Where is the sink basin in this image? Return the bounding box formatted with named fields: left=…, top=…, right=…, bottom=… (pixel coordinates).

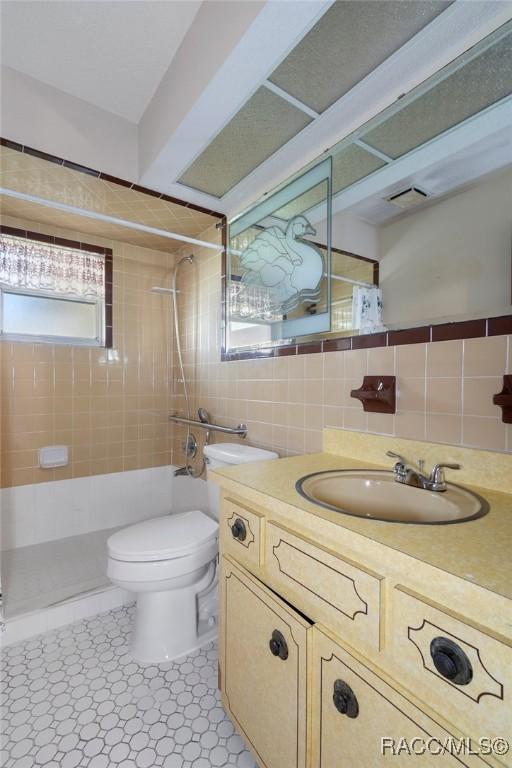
left=296, top=470, right=488, bottom=524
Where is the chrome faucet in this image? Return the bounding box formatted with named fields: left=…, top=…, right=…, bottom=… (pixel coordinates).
left=386, top=451, right=461, bottom=492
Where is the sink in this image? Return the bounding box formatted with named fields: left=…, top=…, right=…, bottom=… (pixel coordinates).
left=296, top=470, right=488, bottom=524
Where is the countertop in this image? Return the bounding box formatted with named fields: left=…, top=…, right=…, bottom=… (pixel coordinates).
left=212, top=452, right=512, bottom=602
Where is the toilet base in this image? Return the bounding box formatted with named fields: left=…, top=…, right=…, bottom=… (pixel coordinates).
left=129, top=561, right=217, bottom=663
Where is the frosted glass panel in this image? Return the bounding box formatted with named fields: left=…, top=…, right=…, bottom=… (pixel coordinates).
left=268, top=0, right=451, bottom=113
left=3, top=292, right=98, bottom=340
left=362, top=32, right=512, bottom=159
left=178, top=87, right=313, bottom=197
left=227, top=158, right=332, bottom=350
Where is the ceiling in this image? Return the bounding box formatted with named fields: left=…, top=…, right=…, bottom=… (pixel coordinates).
left=1, top=0, right=511, bottom=220
left=0, top=146, right=217, bottom=237
left=0, top=1, right=201, bottom=122
left=178, top=0, right=451, bottom=198
left=0, top=194, right=184, bottom=253
left=0, top=145, right=220, bottom=251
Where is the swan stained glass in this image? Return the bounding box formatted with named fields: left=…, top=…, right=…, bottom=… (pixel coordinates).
left=238, top=215, right=324, bottom=314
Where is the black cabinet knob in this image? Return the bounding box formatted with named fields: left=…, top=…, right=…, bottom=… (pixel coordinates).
left=430, top=637, right=473, bottom=686
left=333, top=680, right=359, bottom=718
left=269, top=630, right=288, bottom=661
left=231, top=518, right=247, bottom=542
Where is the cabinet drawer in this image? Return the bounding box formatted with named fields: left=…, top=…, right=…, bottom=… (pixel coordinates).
left=220, top=497, right=263, bottom=571
left=392, top=586, right=512, bottom=762
left=265, top=522, right=383, bottom=652
left=312, top=626, right=489, bottom=768
left=220, top=555, right=309, bottom=768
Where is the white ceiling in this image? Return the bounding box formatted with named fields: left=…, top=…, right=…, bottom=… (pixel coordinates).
left=0, top=0, right=201, bottom=122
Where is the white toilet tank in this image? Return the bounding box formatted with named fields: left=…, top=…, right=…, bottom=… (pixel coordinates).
left=203, top=443, right=278, bottom=518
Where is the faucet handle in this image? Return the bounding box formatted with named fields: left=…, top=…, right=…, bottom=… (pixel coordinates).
left=386, top=450, right=406, bottom=465
left=429, top=462, right=462, bottom=489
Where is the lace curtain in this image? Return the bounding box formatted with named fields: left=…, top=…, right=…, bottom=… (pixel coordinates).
left=0, top=235, right=105, bottom=299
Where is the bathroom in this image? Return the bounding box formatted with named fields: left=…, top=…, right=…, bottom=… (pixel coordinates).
left=1, top=1, right=512, bottom=767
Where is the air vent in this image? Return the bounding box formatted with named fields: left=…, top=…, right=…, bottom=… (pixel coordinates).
left=387, top=187, right=429, bottom=209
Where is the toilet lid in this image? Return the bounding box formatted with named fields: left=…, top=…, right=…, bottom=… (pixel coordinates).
left=107, top=510, right=218, bottom=562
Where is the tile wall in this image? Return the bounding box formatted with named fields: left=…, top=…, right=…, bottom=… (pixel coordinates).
left=0, top=215, right=178, bottom=487
left=172, top=228, right=512, bottom=465
left=2, top=215, right=511, bottom=492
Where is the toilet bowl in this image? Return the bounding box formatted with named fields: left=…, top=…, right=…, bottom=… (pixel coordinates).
left=108, top=445, right=278, bottom=664
left=107, top=510, right=218, bottom=663
left=203, top=443, right=279, bottom=517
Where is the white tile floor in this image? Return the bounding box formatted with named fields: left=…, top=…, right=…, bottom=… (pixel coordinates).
left=1, top=605, right=257, bottom=768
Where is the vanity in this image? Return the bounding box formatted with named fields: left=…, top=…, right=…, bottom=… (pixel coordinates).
left=212, top=431, right=512, bottom=768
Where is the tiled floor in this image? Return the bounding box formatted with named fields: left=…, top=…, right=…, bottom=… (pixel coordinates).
left=3, top=528, right=120, bottom=617
left=1, top=605, right=257, bottom=768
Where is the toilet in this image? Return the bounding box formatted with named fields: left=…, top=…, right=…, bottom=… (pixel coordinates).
left=107, top=443, right=278, bottom=663
left=203, top=442, right=279, bottom=516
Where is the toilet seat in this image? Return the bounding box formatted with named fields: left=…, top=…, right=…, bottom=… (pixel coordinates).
left=107, top=510, right=218, bottom=563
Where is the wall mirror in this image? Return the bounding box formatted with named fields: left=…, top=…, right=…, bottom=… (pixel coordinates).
left=224, top=22, right=512, bottom=354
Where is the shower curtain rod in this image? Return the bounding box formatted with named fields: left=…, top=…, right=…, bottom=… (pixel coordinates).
left=0, top=187, right=222, bottom=251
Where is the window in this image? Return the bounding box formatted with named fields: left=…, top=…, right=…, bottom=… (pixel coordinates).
left=0, top=230, right=112, bottom=346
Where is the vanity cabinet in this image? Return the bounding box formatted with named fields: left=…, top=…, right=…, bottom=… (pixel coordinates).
left=311, top=628, right=487, bottom=768
left=220, top=556, right=309, bottom=768
left=219, top=492, right=510, bottom=768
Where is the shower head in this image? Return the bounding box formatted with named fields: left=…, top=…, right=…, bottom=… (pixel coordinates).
left=178, top=254, right=194, bottom=266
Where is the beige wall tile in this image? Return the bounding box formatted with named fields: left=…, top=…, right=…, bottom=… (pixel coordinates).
left=426, top=339, right=463, bottom=378
left=426, top=413, right=462, bottom=445
left=367, top=346, right=395, bottom=376
left=367, top=412, right=395, bottom=436
left=397, top=378, right=426, bottom=412
left=395, top=343, right=426, bottom=379
left=395, top=411, right=426, bottom=441
left=463, top=335, right=507, bottom=377
left=462, top=416, right=506, bottom=451
left=426, top=378, right=462, bottom=414
left=463, top=377, right=503, bottom=418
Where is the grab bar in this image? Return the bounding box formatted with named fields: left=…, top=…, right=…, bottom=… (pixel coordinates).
left=169, top=414, right=247, bottom=438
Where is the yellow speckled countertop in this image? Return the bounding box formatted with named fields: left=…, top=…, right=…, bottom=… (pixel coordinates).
left=212, top=450, right=512, bottom=601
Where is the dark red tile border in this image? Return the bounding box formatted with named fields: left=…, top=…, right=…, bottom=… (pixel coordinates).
left=275, top=345, right=298, bottom=357
left=322, top=337, right=351, bottom=352
left=488, top=315, right=512, bottom=336
left=387, top=326, right=431, bottom=346
left=431, top=319, right=487, bottom=342
left=351, top=332, right=387, bottom=350
left=0, top=136, right=224, bottom=220
left=220, top=314, right=511, bottom=362
left=1, top=225, right=114, bottom=348
left=297, top=342, right=322, bottom=355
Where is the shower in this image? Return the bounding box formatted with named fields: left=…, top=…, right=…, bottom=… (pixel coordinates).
left=152, top=254, right=206, bottom=478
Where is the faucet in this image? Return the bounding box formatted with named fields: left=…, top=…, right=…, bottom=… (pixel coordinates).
left=174, top=466, right=190, bottom=477
left=386, top=451, right=461, bottom=492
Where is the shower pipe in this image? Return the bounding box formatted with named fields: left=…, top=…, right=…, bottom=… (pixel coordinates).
left=152, top=255, right=206, bottom=479
left=168, top=414, right=247, bottom=438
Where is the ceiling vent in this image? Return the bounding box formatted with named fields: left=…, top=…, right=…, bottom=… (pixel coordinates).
left=386, top=187, right=429, bottom=209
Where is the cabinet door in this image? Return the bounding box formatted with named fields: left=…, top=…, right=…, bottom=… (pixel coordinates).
left=220, top=555, right=310, bottom=768
left=312, top=627, right=488, bottom=768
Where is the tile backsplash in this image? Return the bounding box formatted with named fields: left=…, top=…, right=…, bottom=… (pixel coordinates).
left=173, top=233, right=512, bottom=464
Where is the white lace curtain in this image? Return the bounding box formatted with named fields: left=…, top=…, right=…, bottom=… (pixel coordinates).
left=0, top=235, right=105, bottom=299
